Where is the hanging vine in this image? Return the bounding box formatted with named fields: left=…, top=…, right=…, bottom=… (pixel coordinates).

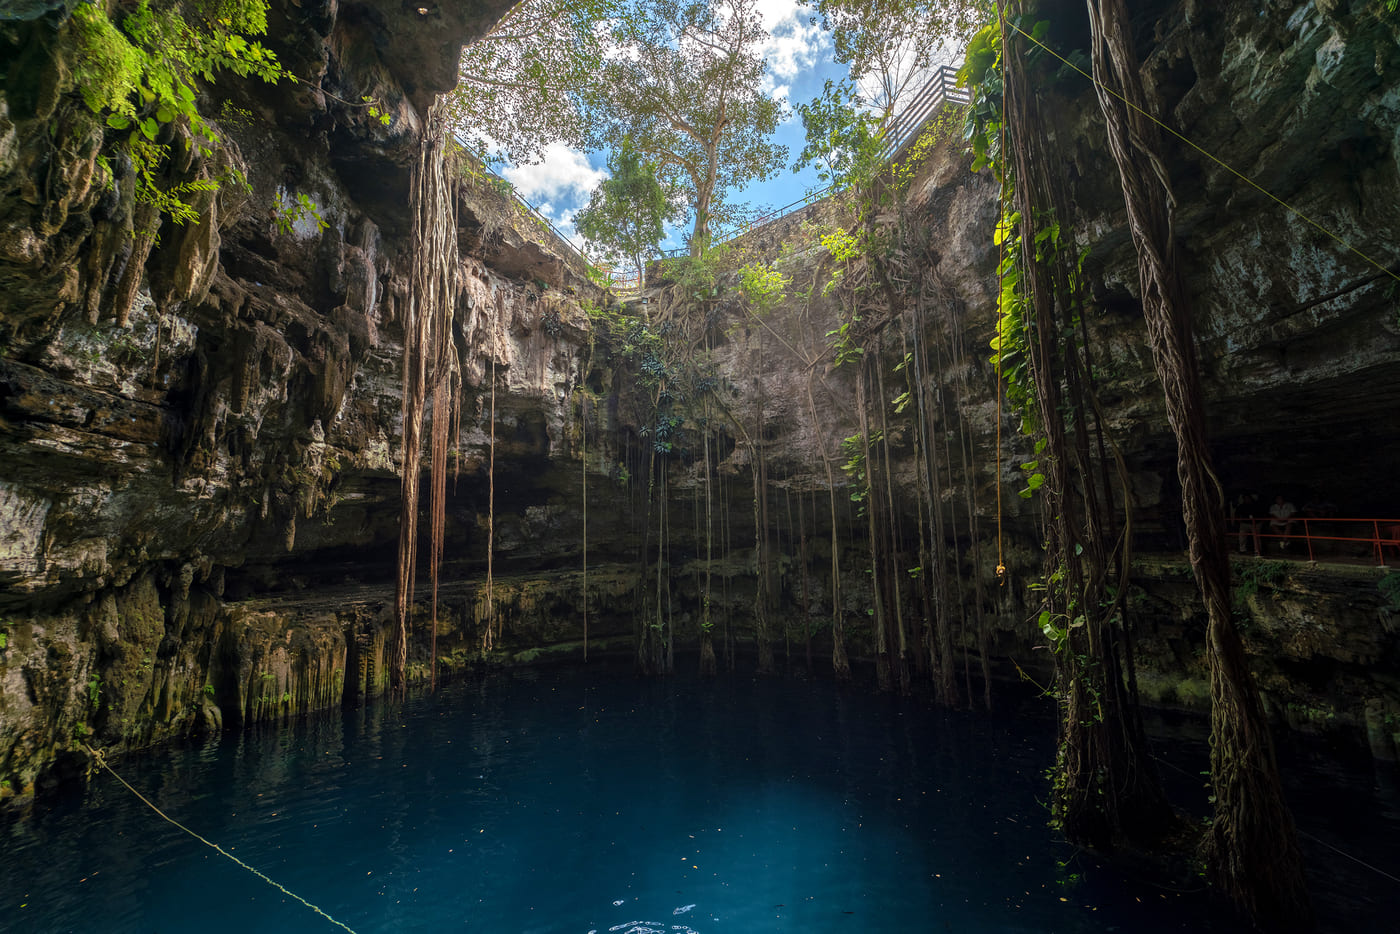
left=1080, top=0, right=1311, bottom=925
left=391, top=101, right=461, bottom=697
left=962, top=2, right=1171, bottom=847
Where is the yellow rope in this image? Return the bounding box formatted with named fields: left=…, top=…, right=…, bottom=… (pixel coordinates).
left=84, top=745, right=360, bottom=934
left=993, top=0, right=1011, bottom=585
left=1005, top=18, right=1400, bottom=285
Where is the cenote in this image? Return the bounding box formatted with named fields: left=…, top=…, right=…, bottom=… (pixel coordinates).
left=3, top=662, right=1398, bottom=933
left=5, top=2, right=1400, bottom=933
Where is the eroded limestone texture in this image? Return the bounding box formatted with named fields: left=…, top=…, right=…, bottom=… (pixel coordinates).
left=2, top=0, right=1399, bottom=801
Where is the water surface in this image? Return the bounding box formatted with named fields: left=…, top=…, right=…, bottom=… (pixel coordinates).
left=2, top=663, right=1394, bottom=932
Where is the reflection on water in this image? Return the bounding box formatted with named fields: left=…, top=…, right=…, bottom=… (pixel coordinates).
left=0, top=662, right=1396, bottom=933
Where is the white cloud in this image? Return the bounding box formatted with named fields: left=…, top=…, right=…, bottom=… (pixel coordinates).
left=754, top=0, right=824, bottom=81
left=502, top=143, right=607, bottom=205
left=761, top=76, right=791, bottom=102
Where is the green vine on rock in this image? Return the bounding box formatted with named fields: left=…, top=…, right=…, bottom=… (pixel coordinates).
left=70, top=0, right=285, bottom=225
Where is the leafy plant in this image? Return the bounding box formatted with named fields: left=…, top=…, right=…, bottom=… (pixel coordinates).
left=70, top=0, right=285, bottom=225
left=1379, top=573, right=1400, bottom=612
left=272, top=190, right=330, bottom=236
left=361, top=96, right=392, bottom=126
left=738, top=261, right=788, bottom=314
left=1233, top=560, right=1288, bottom=613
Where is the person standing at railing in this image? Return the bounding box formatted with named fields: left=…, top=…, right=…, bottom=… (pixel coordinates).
left=1235, top=492, right=1265, bottom=555
left=1270, top=494, right=1299, bottom=550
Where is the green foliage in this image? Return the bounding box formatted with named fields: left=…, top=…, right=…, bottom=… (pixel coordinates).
left=825, top=316, right=864, bottom=367
left=447, top=0, right=617, bottom=163
left=792, top=77, right=881, bottom=191
left=361, top=96, right=392, bottom=126
left=86, top=673, right=101, bottom=711
left=820, top=226, right=863, bottom=263
left=1233, top=560, right=1289, bottom=614
left=673, top=242, right=739, bottom=302
left=963, top=15, right=1090, bottom=450
left=1378, top=573, right=1400, bottom=611
left=840, top=431, right=880, bottom=515
left=806, top=0, right=979, bottom=122
left=1038, top=607, right=1085, bottom=653
left=70, top=0, right=284, bottom=225
left=1018, top=454, right=1047, bottom=500
left=603, top=0, right=787, bottom=252
left=272, top=190, right=330, bottom=236
left=576, top=139, right=680, bottom=286
left=201, top=682, right=215, bottom=697
left=738, top=261, right=788, bottom=314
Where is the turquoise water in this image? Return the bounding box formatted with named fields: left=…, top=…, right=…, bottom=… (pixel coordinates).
left=1, top=663, right=1394, bottom=933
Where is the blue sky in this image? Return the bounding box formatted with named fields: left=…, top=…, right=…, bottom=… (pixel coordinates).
left=500, top=0, right=845, bottom=256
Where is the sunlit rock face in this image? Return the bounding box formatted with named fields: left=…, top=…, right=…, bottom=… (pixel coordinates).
left=2, top=0, right=1400, bottom=800
left=0, top=0, right=604, bottom=800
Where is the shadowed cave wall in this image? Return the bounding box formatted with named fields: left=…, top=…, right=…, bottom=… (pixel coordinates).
left=1, top=0, right=1399, bottom=801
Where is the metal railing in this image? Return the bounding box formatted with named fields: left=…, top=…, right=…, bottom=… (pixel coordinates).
left=659, top=64, right=970, bottom=257
left=878, top=64, right=969, bottom=163
left=593, top=264, right=641, bottom=294
left=473, top=66, right=972, bottom=283
left=458, top=143, right=619, bottom=285
left=1229, top=515, right=1400, bottom=567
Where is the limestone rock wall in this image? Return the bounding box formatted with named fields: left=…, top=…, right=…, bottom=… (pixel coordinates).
left=0, top=0, right=612, bottom=802
left=2, top=0, right=1400, bottom=803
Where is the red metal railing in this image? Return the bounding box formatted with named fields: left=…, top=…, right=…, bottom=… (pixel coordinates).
left=1229, top=516, right=1400, bottom=566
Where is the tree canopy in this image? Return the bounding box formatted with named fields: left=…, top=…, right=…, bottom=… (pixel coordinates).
left=574, top=140, right=682, bottom=287
left=448, top=0, right=788, bottom=256
left=804, top=0, right=979, bottom=119
left=447, top=0, right=615, bottom=164
left=600, top=0, right=787, bottom=254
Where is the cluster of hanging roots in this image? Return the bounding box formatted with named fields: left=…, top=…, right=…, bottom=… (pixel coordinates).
left=993, top=1, right=1311, bottom=927
left=390, top=101, right=462, bottom=697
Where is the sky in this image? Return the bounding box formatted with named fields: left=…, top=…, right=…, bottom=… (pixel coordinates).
left=499, top=0, right=846, bottom=256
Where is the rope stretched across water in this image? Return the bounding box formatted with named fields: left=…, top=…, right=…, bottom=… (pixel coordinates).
left=84, top=745, right=360, bottom=934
